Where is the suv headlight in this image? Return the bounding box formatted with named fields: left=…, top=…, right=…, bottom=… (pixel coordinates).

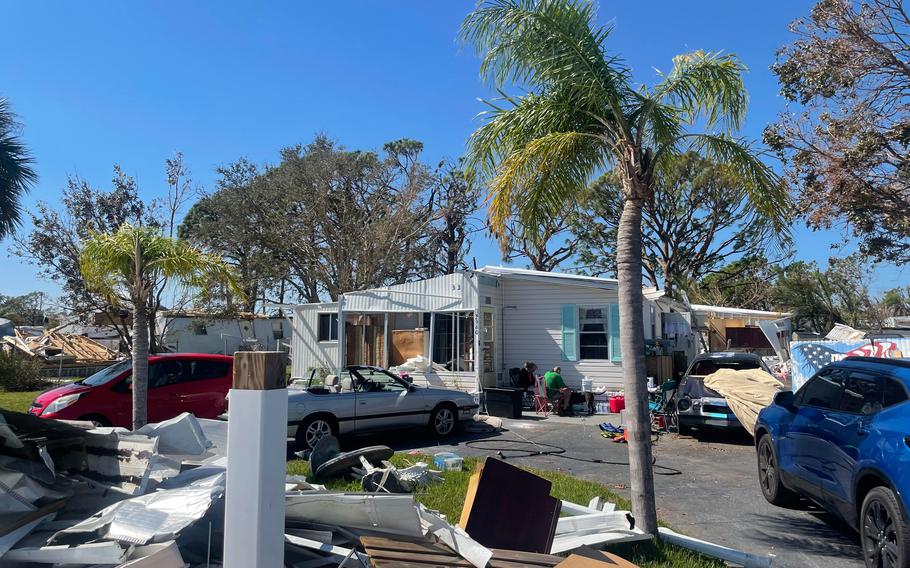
left=42, top=393, right=84, bottom=415
left=676, top=397, right=692, bottom=412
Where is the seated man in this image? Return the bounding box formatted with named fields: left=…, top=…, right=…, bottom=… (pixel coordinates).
left=545, top=366, right=572, bottom=415
left=516, top=361, right=537, bottom=390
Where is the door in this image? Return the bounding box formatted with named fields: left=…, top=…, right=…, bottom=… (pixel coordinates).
left=147, top=359, right=191, bottom=423
left=480, top=308, right=496, bottom=388
left=781, top=367, right=847, bottom=498
left=815, top=369, right=882, bottom=517
left=180, top=358, right=232, bottom=418
left=353, top=368, right=426, bottom=431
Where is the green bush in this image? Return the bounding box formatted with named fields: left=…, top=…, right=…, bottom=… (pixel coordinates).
left=0, top=352, right=49, bottom=392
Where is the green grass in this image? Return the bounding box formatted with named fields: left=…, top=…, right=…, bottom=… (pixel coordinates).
left=288, top=455, right=723, bottom=568
left=0, top=390, right=42, bottom=412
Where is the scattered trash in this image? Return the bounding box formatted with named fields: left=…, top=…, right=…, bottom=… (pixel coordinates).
left=307, top=434, right=394, bottom=479
left=353, top=457, right=443, bottom=493
left=433, top=451, right=463, bottom=471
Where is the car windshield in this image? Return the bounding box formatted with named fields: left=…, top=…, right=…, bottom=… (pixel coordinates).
left=689, top=359, right=761, bottom=376
left=80, top=360, right=131, bottom=386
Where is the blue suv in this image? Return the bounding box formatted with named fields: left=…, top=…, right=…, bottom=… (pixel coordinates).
left=755, top=357, right=910, bottom=568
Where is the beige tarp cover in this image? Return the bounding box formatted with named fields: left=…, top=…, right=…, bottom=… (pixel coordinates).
left=703, top=368, right=782, bottom=435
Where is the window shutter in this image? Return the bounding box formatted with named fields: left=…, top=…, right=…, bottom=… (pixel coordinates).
left=609, top=303, right=622, bottom=362
left=560, top=305, right=577, bottom=362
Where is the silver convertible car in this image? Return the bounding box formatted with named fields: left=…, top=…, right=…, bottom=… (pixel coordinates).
left=287, top=366, right=479, bottom=449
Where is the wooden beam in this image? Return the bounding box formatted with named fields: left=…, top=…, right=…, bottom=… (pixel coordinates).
left=232, top=351, right=286, bottom=390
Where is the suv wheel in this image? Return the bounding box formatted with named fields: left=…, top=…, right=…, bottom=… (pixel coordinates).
left=429, top=405, right=456, bottom=437
left=861, top=486, right=910, bottom=568
left=296, top=415, right=336, bottom=450
left=757, top=434, right=797, bottom=506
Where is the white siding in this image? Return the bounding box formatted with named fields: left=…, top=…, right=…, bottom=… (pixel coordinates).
left=500, top=279, right=625, bottom=391
left=290, top=303, right=339, bottom=379
left=341, top=272, right=477, bottom=313
left=160, top=317, right=290, bottom=354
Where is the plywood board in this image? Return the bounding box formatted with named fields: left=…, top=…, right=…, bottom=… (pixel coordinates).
left=390, top=330, right=426, bottom=366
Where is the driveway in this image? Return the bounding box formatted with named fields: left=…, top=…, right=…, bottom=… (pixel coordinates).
left=338, top=413, right=863, bottom=568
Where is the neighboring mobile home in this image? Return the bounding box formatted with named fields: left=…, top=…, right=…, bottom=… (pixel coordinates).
left=289, top=267, right=667, bottom=393
left=158, top=311, right=291, bottom=355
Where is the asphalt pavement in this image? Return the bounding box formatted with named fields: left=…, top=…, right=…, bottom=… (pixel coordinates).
left=337, top=413, right=864, bottom=568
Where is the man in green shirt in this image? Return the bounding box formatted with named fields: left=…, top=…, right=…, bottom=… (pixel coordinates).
left=545, top=366, right=571, bottom=414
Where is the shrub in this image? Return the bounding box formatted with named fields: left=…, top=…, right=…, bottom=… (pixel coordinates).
left=0, top=352, right=48, bottom=392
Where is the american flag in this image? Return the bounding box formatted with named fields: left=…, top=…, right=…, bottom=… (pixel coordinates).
left=793, top=341, right=897, bottom=378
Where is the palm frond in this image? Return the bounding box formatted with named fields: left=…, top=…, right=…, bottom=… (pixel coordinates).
left=486, top=130, right=605, bottom=236
left=680, top=134, right=791, bottom=233
left=460, top=0, right=629, bottom=109
left=655, top=50, right=748, bottom=133
left=0, top=99, right=37, bottom=239
left=80, top=224, right=245, bottom=306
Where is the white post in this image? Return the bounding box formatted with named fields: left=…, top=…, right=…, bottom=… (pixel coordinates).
left=224, top=351, right=288, bottom=568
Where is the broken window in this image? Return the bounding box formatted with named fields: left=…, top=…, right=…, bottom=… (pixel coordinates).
left=318, top=313, right=338, bottom=342
left=192, top=321, right=207, bottom=335
left=389, top=313, right=427, bottom=366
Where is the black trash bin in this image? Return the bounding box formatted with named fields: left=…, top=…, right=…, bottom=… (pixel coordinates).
left=484, top=387, right=524, bottom=419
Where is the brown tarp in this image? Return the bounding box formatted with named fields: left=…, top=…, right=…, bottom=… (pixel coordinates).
left=703, top=368, right=782, bottom=435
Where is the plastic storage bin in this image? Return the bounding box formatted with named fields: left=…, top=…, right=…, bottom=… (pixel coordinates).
left=609, top=395, right=626, bottom=413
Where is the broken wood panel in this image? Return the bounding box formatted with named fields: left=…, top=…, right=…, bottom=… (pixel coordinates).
left=459, top=457, right=561, bottom=554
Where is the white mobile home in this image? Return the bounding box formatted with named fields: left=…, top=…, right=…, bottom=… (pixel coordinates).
left=158, top=312, right=291, bottom=355
left=289, top=267, right=663, bottom=393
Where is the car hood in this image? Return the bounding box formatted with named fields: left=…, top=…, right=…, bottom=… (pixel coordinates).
left=422, top=385, right=475, bottom=400
left=33, top=382, right=94, bottom=406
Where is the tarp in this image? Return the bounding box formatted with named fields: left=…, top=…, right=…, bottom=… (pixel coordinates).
left=703, top=369, right=782, bottom=435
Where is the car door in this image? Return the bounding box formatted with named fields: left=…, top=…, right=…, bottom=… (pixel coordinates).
left=353, top=368, right=425, bottom=432
left=146, top=359, right=191, bottom=423
left=814, top=369, right=883, bottom=517
left=780, top=367, right=847, bottom=498
left=180, top=358, right=232, bottom=418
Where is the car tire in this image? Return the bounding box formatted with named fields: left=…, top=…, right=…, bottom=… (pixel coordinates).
left=295, top=415, right=337, bottom=451
left=429, top=404, right=457, bottom=437
left=860, top=486, right=910, bottom=568
left=757, top=434, right=798, bottom=506
left=78, top=414, right=112, bottom=427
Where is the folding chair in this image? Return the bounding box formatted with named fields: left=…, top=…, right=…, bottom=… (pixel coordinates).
left=533, top=376, right=551, bottom=416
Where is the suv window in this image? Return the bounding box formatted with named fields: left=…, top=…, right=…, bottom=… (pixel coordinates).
left=188, top=360, right=230, bottom=381
left=883, top=378, right=909, bottom=408
left=840, top=371, right=882, bottom=415
left=796, top=368, right=846, bottom=409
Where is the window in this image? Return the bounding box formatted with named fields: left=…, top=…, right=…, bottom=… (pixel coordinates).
left=353, top=368, right=408, bottom=393
left=796, top=368, right=846, bottom=409
left=271, top=320, right=284, bottom=340
left=318, top=313, right=338, bottom=341
left=578, top=307, right=609, bottom=360
left=188, top=360, right=231, bottom=381
left=883, top=378, right=909, bottom=408
left=430, top=312, right=475, bottom=371
left=192, top=321, right=207, bottom=335
left=840, top=371, right=882, bottom=414
left=148, top=360, right=187, bottom=389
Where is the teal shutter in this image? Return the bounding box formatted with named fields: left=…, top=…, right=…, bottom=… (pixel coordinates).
left=560, top=305, right=577, bottom=361
left=608, top=303, right=622, bottom=362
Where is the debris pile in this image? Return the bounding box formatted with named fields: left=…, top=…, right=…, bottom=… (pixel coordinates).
left=1, top=328, right=122, bottom=364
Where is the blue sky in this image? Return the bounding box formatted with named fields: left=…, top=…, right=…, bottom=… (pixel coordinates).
left=1, top=0, right=903, bottom=301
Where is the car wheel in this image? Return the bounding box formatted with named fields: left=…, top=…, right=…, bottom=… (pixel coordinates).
left=861, top=486, right=910, bottom=568
left=757, top=434, right=797, bottom=506
left=429, top=405, right=456, bottom=437
left=78, top=414, right=111, bottom=428
left=296, top=415, right=336, bottom=451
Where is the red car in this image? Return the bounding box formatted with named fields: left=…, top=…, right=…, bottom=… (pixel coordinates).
left=28, top=353, right=233, bottom=427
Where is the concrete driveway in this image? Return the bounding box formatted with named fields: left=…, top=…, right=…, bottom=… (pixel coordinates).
left=339, top=413, right=864, bottom=568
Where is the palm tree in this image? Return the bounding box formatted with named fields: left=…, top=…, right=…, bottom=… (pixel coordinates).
left=461, top=0, right=788, bottom=533
left=0, top=98, right=37, bottom=239
left=81, top=224, right=242, bottom=429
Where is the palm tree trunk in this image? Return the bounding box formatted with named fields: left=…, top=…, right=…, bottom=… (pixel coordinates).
left=132, top=304, right=150, bottom=429
left=616, top=197, right=657, bottom=534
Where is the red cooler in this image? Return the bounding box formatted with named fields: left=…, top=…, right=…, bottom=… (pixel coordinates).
left=609, top=395, right=625, bottom=413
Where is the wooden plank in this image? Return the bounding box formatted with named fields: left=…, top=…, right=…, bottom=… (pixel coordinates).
left=490, top=548, right=563, bottom=566
left=233, top=351, right=286, bottom=390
